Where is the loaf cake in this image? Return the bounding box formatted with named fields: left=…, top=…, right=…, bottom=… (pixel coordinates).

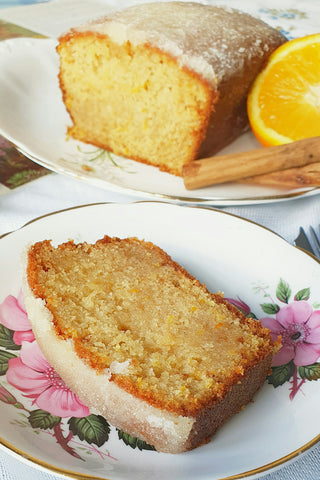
left=22, top=236, right=280, bottom=453
left=57, top=2, right=286, bottom=176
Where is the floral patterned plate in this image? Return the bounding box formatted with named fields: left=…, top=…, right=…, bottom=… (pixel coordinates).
left=0, top=36, right=318, bottom=206
left=0, top=201, right=320, bottom=480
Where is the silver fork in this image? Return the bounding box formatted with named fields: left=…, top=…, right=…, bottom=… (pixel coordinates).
left=295, top=226, right=320, bottom=259
left=310, top=225, right=320, bottom=258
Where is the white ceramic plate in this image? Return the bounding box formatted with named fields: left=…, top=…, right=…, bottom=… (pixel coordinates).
left=0, top=201, right=320, bottom=480
left=0, top=37, right=318, bottom=206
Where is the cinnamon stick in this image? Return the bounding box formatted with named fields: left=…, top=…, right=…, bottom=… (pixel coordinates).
left=241, top=162, right=320, bottom=188
left=182, top=137, right=320, bottom=190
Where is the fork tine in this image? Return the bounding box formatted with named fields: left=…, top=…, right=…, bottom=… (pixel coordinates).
left=310, top=226, right=320, bottom=257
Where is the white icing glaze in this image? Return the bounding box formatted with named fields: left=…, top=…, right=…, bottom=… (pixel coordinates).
left=21, top=248, right=195, bottom=453
left=110, top=359, right=131, bottom=374
left=147, top=413, right=192, bottom=438
left=70, top=2, right=284, bottom=85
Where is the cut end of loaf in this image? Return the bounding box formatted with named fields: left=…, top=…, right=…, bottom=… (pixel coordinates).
left=56, top=2, right=286, bottom=176
left=57, top=34, right=215, bottom=176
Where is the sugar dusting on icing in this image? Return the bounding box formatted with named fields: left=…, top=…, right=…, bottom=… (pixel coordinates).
left=109, top=359, right=131, bottom=374
left=71, top=2, right=284, bottom=85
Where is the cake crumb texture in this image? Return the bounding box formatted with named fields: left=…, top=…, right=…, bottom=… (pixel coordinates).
left=57, top=2, right=286, bottom=175
left=27, top=236, right=278, bottom=418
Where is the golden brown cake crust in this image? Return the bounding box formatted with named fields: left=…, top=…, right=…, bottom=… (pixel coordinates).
left=56, top=2, right=286, bottom=175
left=186, top=352, right=273, bottom=450
left=57, top=32, right=218, bottom=177
left=26, top=236, right=279, bottom=420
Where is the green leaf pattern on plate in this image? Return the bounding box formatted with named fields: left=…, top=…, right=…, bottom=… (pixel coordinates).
left=0, top=291, right=155, bottom=462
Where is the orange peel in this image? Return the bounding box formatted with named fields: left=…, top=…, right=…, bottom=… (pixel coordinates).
left=247, top=33, right=320, bottom=147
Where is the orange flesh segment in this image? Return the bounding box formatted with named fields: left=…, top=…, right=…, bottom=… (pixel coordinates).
left=248, top=34, right=320, bottom=146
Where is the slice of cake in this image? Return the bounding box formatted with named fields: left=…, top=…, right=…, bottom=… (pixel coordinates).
left=56, top=2, right=286, bottom=176
left=22, top=236, right=280, bottom=453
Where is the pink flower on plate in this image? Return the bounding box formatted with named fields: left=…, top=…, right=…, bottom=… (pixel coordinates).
left=0, top=291, right=35, bottom=344
left=6, top=340, right=89, bottom=418
left=0, top=136, right=11, bottom=155
left=0, top=383, right=18, bottom=405
left=261, top=301, right=320, bottom=367
left=225, top=296, right=251, bottom=316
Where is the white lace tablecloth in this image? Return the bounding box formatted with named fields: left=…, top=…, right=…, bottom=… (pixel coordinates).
left=0, top=1, right=319, bottom=479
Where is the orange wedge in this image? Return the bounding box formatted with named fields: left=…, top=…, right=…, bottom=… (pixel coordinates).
left=247, top=33, right=320, bottom=147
